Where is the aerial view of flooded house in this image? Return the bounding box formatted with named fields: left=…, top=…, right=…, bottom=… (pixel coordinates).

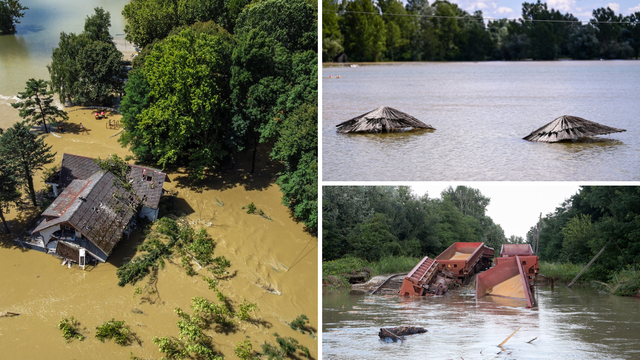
left=24, top=154, right=167, bottom=267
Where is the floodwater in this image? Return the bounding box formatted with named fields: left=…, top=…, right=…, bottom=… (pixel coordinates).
left=322, top=61, right=640, bottom=181
left=323, top=286, right=640, bottom=360
left=0, top=109, right=318, bottom=359
left=0, top=0, right=134, bottom=130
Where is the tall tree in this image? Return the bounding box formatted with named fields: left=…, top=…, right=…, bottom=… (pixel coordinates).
left=340, top=0, right=386, bottom=61
left=48, top=8, right=124, bottom=105
left=0, top=154, right=21, bottom=233
left=0, top=122, right=56, bottom=207
left=0, top=0, right=28, bottom=34
left=84, top=6, right=113, bottom=42
left=138, top=28, right=234, bottom=175
left=11, top=79, right=69, bottom=134
left=322, top=0, right=344, bottom=61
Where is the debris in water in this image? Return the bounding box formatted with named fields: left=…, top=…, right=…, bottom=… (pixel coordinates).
left=378, top=326, right=427, bottom=342
left=0, top=312, right=20, bottom=318
left=498, top=326, right=521, bottom=347
left=527, top=337, right=538, bottom=344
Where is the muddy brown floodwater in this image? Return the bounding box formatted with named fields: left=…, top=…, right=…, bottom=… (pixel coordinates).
left=0, top=109, right=318, bottom=359
left=323, top=285, right=640, bottom=360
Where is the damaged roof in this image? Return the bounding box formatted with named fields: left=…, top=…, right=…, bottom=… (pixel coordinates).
left=58, top=153, right=167, bottom=209
left=34, top=171, right=139, bottom=255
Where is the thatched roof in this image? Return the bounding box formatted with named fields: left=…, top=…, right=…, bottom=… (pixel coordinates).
left=336, top=106, right=435, bottom=133
left=523, top=115, right=626, bottom=143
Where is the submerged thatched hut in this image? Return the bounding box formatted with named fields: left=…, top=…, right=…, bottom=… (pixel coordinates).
left=523, top=115, right=626, bottom=142
left=336, top=106, right=435, bottom=133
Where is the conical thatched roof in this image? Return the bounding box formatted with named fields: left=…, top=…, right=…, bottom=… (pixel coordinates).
left=336, top=106, right=435, bottom=133
left=524, top=115, right=626, bottom=142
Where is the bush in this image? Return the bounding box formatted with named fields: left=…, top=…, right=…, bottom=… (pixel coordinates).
left=95, top=319, right=132, bottom=345
left=58, top=316, right=85, bottom=342
left=539, top=262, right=594, bottom=283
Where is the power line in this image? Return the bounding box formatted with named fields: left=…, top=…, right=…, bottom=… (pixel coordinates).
left=323, top=9, right=639, bottom=25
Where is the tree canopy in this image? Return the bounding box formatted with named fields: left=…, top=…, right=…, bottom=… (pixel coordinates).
left=323, top=186, right=507, bottom=261
left=119, top=0, right=318, bottom=233
left=48, top=8, right=124, bottom=105
left=323, top=0, right=640, bottom=61
left=0, top=0, right=28, bottom=34
left=0, top=154, right=21, bottom=233
left=527, top=186, right=640, bottom=281
left=11, top=79, right=69, bottom=134
left=0, top=122, right=56, bottom=207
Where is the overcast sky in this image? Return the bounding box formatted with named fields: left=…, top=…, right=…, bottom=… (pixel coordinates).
left=400, top=0, right=640, bottom=22
left=410, top=182, right=581, bottom=239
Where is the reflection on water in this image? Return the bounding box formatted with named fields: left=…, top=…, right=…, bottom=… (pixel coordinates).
left=323, top=285, right=640, bottom=359
left=323, top=62, right=640, bottom=181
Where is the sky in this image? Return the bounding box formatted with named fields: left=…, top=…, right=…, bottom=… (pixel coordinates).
left=401, top=0, right=640, bottom=22
left=410, top=182, right=581, bottom=240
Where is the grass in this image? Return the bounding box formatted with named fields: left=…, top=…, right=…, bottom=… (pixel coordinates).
left=605, top=266, right=640, bottom=296
left=322, top=255, right=421, bottom=289
left=539, top=261, right=595, bottom=283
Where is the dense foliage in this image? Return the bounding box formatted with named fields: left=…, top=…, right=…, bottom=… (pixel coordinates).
left=323, top=186, right=507, bottom=262
left=323, top=0, right=640, bottom=61
left=48, top=8, right=125, bottom=105
left=119, top=0, right=318, bottom=232
left=11, top=79, right=69, bottom=134
left=0, top=154, right=21, bottom=233
left=58, top=317, right=85, bottom=342
left=0, top=122, right=56, bottom=207
left=95, top=319, right=133, bottom=345
left=0, top=0, right=27, bottom=34
left=526, top=186, right=640, bottom=285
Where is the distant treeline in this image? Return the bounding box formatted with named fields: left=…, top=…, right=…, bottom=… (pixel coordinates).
left=323, top=186, right=518, bottom=262
left=526, top=186, right=640, bottom=282
left=323, top=0, right=640, bottom=62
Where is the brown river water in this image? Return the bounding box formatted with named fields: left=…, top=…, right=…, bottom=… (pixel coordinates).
left=0, top=109, right=318, bottom=359
left=323, top=285, right=640, bottom=360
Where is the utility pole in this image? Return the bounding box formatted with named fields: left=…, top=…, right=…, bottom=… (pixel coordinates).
left=534, top=212, right=541, bottom=254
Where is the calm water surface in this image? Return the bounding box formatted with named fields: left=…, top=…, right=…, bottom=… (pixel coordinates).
left=323, top=286, right=640, bottom=360
left=322, top=62, right=640, bottom=181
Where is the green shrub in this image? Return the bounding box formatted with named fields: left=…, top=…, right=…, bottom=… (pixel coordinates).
left=95, top=318, right=132, bottom=345
left=58, top=316, right=85, bottom=342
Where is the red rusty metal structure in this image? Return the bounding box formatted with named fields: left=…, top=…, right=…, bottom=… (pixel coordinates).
left=495, top=244, right=539, bottom=279
left=398, top=256, right=439, bottom=296
left=435, top=242, right=494, bottom=284
left=476, top=255, right=534, bottom=308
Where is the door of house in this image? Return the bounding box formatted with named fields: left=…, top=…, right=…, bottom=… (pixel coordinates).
left=79, top=249, right=86, bottom=269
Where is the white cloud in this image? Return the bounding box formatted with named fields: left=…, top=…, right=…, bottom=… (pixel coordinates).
left=546, top=0, right=576, bottom=13
left=496, top=6, right=514, bottom=15
left=477, top=2, right=489, bottom=10
left=627, top=4, right=640, bottom=13
left=606, top=2, right=621, bottom=12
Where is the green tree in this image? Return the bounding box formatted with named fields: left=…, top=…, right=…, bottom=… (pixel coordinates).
left=84, top=7, right=113, bottom=42
left=48, top=8, right=124, bottom=105
left=378, top=0, right=415, bottom=61
left=118, top=69, right=152, bottom=161
left=340, top=0, right=386, bottom=61
left=0, top=122, right=56, bottom=207
left=353, top=213, right=396, bottom=261
left=0, top=0, right=28, bottom=34
left=567, top=25, right=600, bottom=59
left=138, top=28, right=234, bottom=174
left=0, top=155, right=21, bottom=233
left=11, top=79, right=69, bottom=134
left=322, top=0, right=344, bottom=61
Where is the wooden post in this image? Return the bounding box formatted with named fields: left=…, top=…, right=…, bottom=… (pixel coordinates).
left=567, top=243, right=608, bottom=288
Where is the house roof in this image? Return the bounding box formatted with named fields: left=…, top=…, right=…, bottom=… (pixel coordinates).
left=523, top=115, right=626, bottom=142
left=34, top=171, right=139, bottom=255
left=58, top=153, right=166, bottom=209
left=336, top=106, right=435, bottom=133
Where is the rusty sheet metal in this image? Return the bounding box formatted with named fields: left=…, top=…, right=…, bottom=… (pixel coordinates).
left=436, top=242, right=493, bottom=283
left=399, top=256, right=438, bottom=296
left=496, top=255, right=539, bottom=279
left=500, top=244, right=534, bottom=257
left=476, top=255, right=534, bottom=308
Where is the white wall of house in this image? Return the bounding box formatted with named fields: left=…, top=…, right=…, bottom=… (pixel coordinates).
left=40, top=225, right=60, bottom=245
left=139, top=206, right=159, bottom=221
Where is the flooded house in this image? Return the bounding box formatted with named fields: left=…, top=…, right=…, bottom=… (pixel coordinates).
left=25, top=154, right=167, bottom=267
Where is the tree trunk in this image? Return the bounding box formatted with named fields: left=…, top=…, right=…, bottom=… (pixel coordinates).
left=26, top=171, right=37, bottom=207
left=36, top=96, right=49, bottom=134
left=0, top=208, right=10, bottom=234
left=250, top=137, right=258, bottom=174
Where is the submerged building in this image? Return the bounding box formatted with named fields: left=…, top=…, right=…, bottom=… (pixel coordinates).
left=25, top=154, right=167, bottom=266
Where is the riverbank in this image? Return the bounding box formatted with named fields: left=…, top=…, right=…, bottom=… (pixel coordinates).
left=0, top=108, right=317, bottom=359
left=323, top=256, right=419, bottom=289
